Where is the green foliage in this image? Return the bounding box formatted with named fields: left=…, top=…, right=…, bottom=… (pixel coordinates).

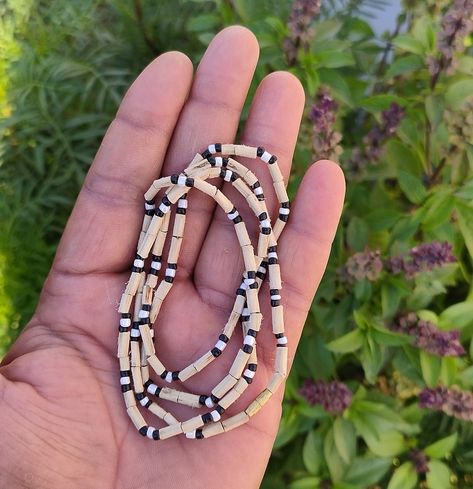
left=1, top=0, right=473, bottom=487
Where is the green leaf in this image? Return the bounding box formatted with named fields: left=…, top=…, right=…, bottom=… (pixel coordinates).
left=344, top=456, right=391, bottom=486
left=360, top=336, right=384, bottom=383
left=385, top=139, right=424, bottom=175
left=392, top=34, right=425, bottom=54
left=360, top=94, right=408, bottom=113
left=455, top=201, right=473, bottom=257
left=315, top=50, right=355, bottom=68
left=387, top=462, right=418, bottom=489
left=327, top=329, right=364, bottom=353
left=439, top=356, right=458, bottom=386
left=289, top=477, right=321, bottom=489
left=347, top=216, right=369, bottom=251
left=445, top=79, right=473, bottom=110
left=385, top=55, right=424, bottom=78
left=412, top=16, right=435, bottom=50
left=333, top=418, right=357, bottom=465
left=324, top=427, right=348, bottom=482
left=425, top=433, right=458, bottom=459
left=420, top=350, right=442, bottom=387
left=398, top=171, right=427, bottom=204
left=426, top=460, right=452, bottom=489
left=363, top=430, right=406, bottom=457
left=422, top=191, right=455, bottom=230
left=425, top=94, right=444, bottom=129
left=186, top=13, right=219, bottom=32
left=303, top=430, right=323, bottom=475
left=439, top=301, right=473, bottom=330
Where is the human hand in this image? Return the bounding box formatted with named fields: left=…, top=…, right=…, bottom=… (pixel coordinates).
left=0, top=26, right=345, bottom=489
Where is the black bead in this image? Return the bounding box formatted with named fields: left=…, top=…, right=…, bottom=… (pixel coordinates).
left=247, top=329, right=257, bottom=337
left=257, top=194, right=265, bottom=201
left=268, top=155, right=277, bottom=164
left=170, top=174, right=179, bottom=184
left=152, top=429, right=160, bottom=440
left=144, top=399, right=152, bottom=408
left=216, top=405, right=225, bottom=415
left=275, top=333, right=285, bottom=338
left=145, top=209, right=154, bottom=216
left=219, top=333, right=229, bottom=343
left=120, top=370, right=130, bottom=376
left=277, top=343, right=288, bottom=347
left=248, top=363, right=257, bottom=372
left=142, top=304, right=151, bottom=311
left=139, top=318, right=150, bottom=325
left=155, top=208, right=164, bottom=217
left=121, top=384, right=131, bottom=393
left=201, top=413, right=213, bottom=424
left=172, top=371, right=180, bottom=381
left=236, top=287, right=246, bottom=296
left=262, top=227, right=271, bottom=235
left=201, top=149, right=211, bottom=159
left=149, top=268, right=158, bottom=276
left=131, top=266, right=142, bottom=273
left=211, top=347, right=222, bottom=357
left=199, top=395, right=207, bottom=405
left=210, top=394, right=220, bottom=403
left=249, top=282, right=258, bottom=289
left=252, top=181, right=261, bottom=189
left=139, top=426, right=148, bottom=436
left=219, top=169, right=226, bottom=179
left=268, top=245, right=277, bottom=253
left=185, top=177, right=194, bottom=187
left=258, top=212, right=268, bottom=221
left=270, top=289, right=279, bottom=296
left=161, top=195, right=171, bottom=206
left=176, top=207, right=186, bottom=214
left=152, top=254, right=161, bottom=262
left=271, top=299, right=281, bottom=307
left=168, top=263, right=177, bottom=269
left=243, top=344, right=253, bottom=354
left=164, top=276, right=174, bottom=283
left=143, top=379, right=152, bottom=389
left=160, top=370, right=169, bottom=380
left=118, top=326, right=129, bottom=332
left=268, top=257, right=278, bottom=265
left=196, top=428, right=204, bottom=439
left=246, top=270, right=256, bottom=279
left=243, top=375, right=253, bottom=384
left=215, top=143, right=222, bottom=152
left=135, top=392, right=145, bottom=400
left=279, top=214, right=289, bottom=222
left=230, top=171, right=237, bottom=181
left=281, top=201, right=290, bottom=208
left=257, top=146, right=265, bottom=157
left=232, top=215, right=243, bottom=224
left=121, top=313, right=131, bottom=319
left=208, top=156, right=216, bottom=166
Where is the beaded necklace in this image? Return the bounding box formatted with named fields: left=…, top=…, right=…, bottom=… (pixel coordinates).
left=117, top=144, right=289, bottom=440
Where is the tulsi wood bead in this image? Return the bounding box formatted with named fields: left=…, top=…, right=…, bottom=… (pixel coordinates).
left=119, top=143, right=290, bottom=440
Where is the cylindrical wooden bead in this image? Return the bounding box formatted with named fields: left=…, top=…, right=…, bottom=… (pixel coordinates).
left=159, top=387, right=180, bottom=403
left=234, top=376, right=249, bottom=395
left=222, top=412, right=250, bottom=432
left=211, top=374, right=238, bottom=399
left=155, top=281, right=172, bottom=301
left=269, top=264, right=282, bottom=289
left=139, top=324, right=155, bottom=356
left=193, top=178, right=217, bottom=197
left=221, top=144, right=235, bottom=154
left=245, top=399, right=263, bottom=417
left=235, top=221, right=251, bottom=247
left=181, top=415, right=205, bottom=433
left=254, top=388, right=272, bottom=408
left=168, top=236, right=182, bottom=263
left=229, top=349, right=250, bottom=379
left=123, top=390, right=136, bottom=408
left=249, top=312, right=263, bottom=331
left=178, top=364, right=198, bottom=382
left=119, top=356, right=130, bottom=371
left=268, top=163, right=284, bottom=183
left=177, top=391, right=201, bottom=408
left=242, top=244, right=256, bottom=272
left=148, top=402, right=168, bottom=420
left=117, top=331, right=130, bottom=358
left=272, top=219, right=286, bottom=240
left=124, top=272, right=142, bottom=296
left=118, top=293, right=133, bottom=314
left=131, top=366, right=144, bottom=392
left=235, top=145, right=257, bottom=159
left=150, top=296, right=163, bottom=323
left=130, top=341, right=141, bottom=367
left=173, top=214, right=186, bottom=238
left=267, top=372, right=285, bottom=393
left=159, top=422, right=183, bottom=440
left=246, top=288, right=259, bottom=314
left=145, top=274, right=158, bottom=289
left=232, top=178, right=253, bottom=199
left=214, top=190, right=234, bottom=214
left=218, top=387, right=242, bottom=410
left=147, top=355, right=166, bottom=376
left=257, top=234, right=269, bottom=259
left=274, top=180, right=288, bottom=203
left=202, top=422, right=225, bottom=438
left=193, top=351, right=214, bottom=372
left=275, top=347, right=288, bottom=376
left=163, top=412, right=179, bottom=425
left=127, top=406, right=146, bottom=429
left=272, top=305, right=285, bottom=334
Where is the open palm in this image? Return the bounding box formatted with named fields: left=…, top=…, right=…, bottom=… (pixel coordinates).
left=0, top=26, right=345, bottom=489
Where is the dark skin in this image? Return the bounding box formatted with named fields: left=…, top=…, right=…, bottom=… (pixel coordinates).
left=0, top=26, right=345, bottom=489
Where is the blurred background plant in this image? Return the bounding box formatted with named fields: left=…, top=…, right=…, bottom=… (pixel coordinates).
left=1, top=0, right=473, bottom=487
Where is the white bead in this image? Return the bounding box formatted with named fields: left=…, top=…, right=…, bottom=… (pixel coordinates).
left=165, top=371, right=173, bottom=383
left=279, top=207, right=290, bottom=215
left=120, top=318, right=131, bottom=327
left=214, top=340, right=227, bottom=351
left=139, top=396, right=150, bottom=406
left=208, top=144, right=216, bottom=154
left=214, top=156, right=223, bottom=167
left=244, top=335, right=256, bottom=346
left=277, top=336, right=288, bottom=345
left=205, top=397, right=215, bottom=408
left=261, top=151, right=272, bottom=163
left=186, top=431, right=196, bottom=439
left=138, top=310, right=150, bottom=318
left=133, top=258, right=144, bottom=268
left=240, top=281, right=248, bottom=290
left=243, top=369, right=255, bottom=379
left=147, top=383, right=159, bottom=395
left=268, top=251, right=278, bottom=259
left=166, top=268, right=176, bottom=277
left=254, top=186, right=263, bottom=195
left=178, top=198, right=188, bottom=208
left=271, top=294, right=281, bottom=301
left=242, top=307, right=250, bottom=317
left=224, top=170, right=232, bottom=182
left=145, top=202, right=155, bottom=210
left=159, top=202, right=170, bottom=214
left=228, top=210, right=239, bottom=220
left=260, top=219, right=271, bottom=228
left=120, top=376, right=131, bottom=385
left=131, top=328, right=140, bottom=338
left=211, top=410, right=221, bottom=422
left=177, top=175, right=187, bottom=185
left=150, top=261, right=161, bottom=270
left=244, top=278, right=255, bottom=286
left=257, top=265, right=266, bottom=274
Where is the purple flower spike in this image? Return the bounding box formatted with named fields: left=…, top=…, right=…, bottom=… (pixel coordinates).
left=299, top=379, right=352, bottom=415
left=419, top=386, right=473, bottom=422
